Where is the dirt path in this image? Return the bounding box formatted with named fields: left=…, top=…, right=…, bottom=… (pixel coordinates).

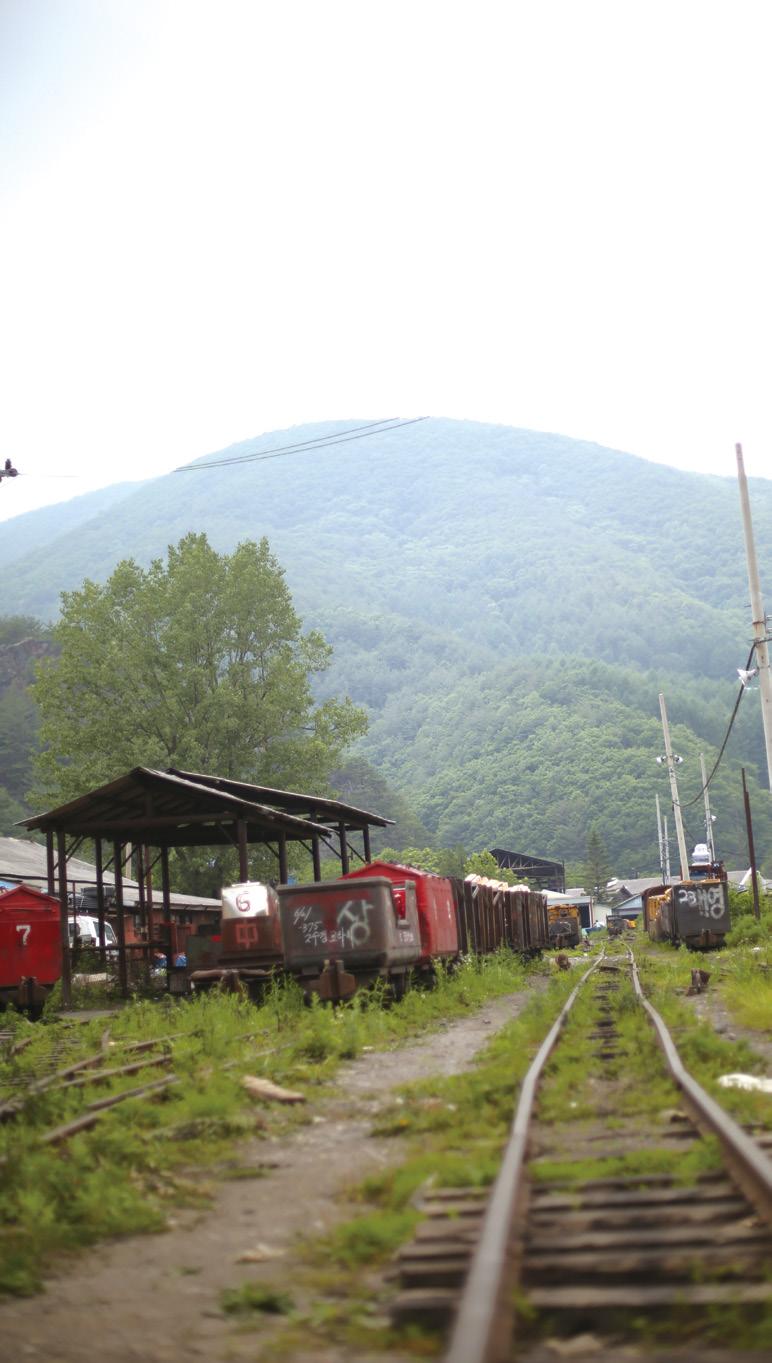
left=0, top=987, right=542, bottom=1362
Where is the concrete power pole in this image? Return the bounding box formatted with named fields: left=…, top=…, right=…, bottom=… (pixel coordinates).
left=655, top=794, right=666, bottom=882
left=736, top=443, right=772, bottom=790
left=659, top=692, right=690, bottom=880
left=699, top=753, right=716, bottom=861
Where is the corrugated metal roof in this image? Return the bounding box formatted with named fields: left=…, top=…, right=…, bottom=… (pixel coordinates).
left=0, top=837, right=219, bottom=909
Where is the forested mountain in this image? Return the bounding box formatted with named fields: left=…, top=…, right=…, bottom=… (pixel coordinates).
left=0, top=617, right=55, bottom=834
left=1, top=419, right=770, bottom=873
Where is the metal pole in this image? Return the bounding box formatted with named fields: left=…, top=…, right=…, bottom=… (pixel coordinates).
left=700, top=753, right=716, bottom=861
left=741, top=768, right=761, bottom=921
left=736, top=443, right=772, bottom=789
left=659, top=693, right=689, bottom=879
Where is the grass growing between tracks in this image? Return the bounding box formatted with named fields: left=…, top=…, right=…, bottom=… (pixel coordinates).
left=525, top=960, right=772, bottom=1355
left=0, top=949, right=534, bottom=1297
left=531, top=963, right=725, bottom=1185
left=224, top=963, right=583, bottom=1360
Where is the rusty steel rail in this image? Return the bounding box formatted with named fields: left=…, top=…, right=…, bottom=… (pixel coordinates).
left=443, top=946, right=772, bottom=1363
left=443, top=951, right=605, bottom=1363
left=628, top=948, right=772, bottom=1225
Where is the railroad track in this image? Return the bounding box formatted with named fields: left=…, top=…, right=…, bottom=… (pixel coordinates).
left=392, top=947, right=772, bottom=1360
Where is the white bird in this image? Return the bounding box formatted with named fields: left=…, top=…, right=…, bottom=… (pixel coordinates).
left=737, top=667, right=759, bottom=687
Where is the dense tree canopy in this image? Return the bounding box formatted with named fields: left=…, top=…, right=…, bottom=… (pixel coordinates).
left=0, top=615, right=53, bottom=831
left=31, top=533, right=367, bottom=809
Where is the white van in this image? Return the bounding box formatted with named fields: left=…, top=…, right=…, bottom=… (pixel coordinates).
left=68, top=915, right=118, bottom=948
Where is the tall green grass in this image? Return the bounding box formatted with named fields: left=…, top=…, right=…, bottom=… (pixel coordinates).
left=0, top=949, right=537, bottom=1295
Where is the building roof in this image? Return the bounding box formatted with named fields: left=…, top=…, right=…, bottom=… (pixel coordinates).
left=20, top=767, right=349, bottom=847
left=606, top=876, right=664, bottom=901
left=167, top=769, right=393, bottom=830
left=490, top=847, right=565, bottom=890
left=0, top=836, right=219, bottom=910
left=543, top=890, right=593, bottom=906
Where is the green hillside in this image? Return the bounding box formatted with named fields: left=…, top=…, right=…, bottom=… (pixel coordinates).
left=1, top=419, right=770, bottom=872
left=363, top=656, right=770, bottom=876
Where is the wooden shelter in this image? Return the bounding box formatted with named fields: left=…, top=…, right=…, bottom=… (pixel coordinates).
left=21, top=767, right=392, bottom=1006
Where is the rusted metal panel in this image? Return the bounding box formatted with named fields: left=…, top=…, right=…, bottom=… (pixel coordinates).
left=672, top=880, right=731, bottom=938
left=343, top=862, right=458, bottom=961
left=279, top=877, right=419, bottom=970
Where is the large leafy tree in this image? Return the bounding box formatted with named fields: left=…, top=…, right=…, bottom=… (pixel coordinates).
left=31, top=533, right=367, bottom=809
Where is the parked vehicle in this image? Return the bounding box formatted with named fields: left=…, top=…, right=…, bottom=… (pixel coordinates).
left=68, top=915, right=118, bottom=949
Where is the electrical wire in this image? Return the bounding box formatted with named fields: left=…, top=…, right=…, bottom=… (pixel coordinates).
left=681, top=643, right=757, bottom=807
left=172, top=416, right=430, bottom=473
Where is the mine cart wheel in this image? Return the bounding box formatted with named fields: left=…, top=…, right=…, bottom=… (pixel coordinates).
left=388, top=972, right=410, bottom=1004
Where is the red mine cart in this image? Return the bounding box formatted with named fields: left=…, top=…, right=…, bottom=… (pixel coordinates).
left=342, top=861, right=459, bottom=967
left=0, top=884, right=62, bottom=1012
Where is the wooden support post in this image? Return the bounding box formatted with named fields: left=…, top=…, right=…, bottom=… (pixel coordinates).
left=161, top=845, right=172, bottom=992
left=95, top=837, right=107, bottom=965
left=237, top=819, right=249, bottom=882
left=46, top=831, right=55, bottom=896
left=113, top=841, right=129, bottom=998
left=136, top=845, right=147, bottom=972
left=144, top=844, right=154, bottom=950
left=278, top=834, right=288, bottom=885
left=312, top=834, right=322, bottom=882
left=363, top=825, right=372, bottom=863
left=339, top=822, right=349, bottom=875
left=56, top=829, right=72, bottom=1008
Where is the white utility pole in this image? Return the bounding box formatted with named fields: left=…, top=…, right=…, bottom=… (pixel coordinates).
left=663, top=815, right=672, bottom=883
left=655, top=794, right=666, bottom=882
left=736, top=443, right=772, bottom=790
left=659, top=692, right=690, bottom=880
left=699, top=753, right=716, bottom=860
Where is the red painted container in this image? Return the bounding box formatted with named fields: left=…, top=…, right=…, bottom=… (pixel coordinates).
left=0, top=884, right=62, bottom=1004
left=342, top=861, right=459, bottom=964
left=219, top=882, right=283, bottom=969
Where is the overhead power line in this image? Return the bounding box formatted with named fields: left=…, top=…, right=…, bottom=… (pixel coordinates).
left=172, top=416, right=430, bottom=473
left=682, top=643, right=757, bottom=807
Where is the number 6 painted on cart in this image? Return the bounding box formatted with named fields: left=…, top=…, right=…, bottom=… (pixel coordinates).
left=16, top=924, right=31, bottom=947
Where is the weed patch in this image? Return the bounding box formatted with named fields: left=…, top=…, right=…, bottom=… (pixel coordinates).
left=220, top=1282, right=294, bottom=1316
left=0, top=950, right=538, bottom=1296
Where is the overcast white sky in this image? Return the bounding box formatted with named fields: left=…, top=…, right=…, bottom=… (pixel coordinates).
left=2, top=0, right=771, bottom=521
